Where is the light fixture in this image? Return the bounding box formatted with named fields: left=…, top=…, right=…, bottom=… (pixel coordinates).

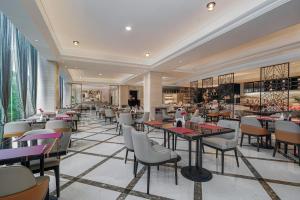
left=98, top=73, right=102, bottom=76
left=207, top=1, right=216, bottom=11
left=145, top=53, right=150, bottom=57
left=73, top=40, right=80, bottom=46
left=125, top=26, right=132, bottom=31
left=35, top=39, right=39, bottom=42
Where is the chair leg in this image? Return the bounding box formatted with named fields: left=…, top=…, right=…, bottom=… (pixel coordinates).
left=157, top=165, right=159, bottom=171
left=221, top=151, right=224, bottom=174
left=297, top=144, right=300, bottom=166
left=216, top=149, right=218, bottom=158
left=248, top=135, right=251, bottom=144
left=256, top=137, right=260, bottom=152
left=273, top=141, right=278, bottom=157
left=240, top=133, right=244, bottom=147
left=133, top=155, right=136, bottom=176
left=116, top=122, right=119, bottom=132
left=119, top=125, right=122, bottom=135
left=54, top=165, right=60, bottom=197
left=125, top=149, right=128, bottom=164
left=147, top=165, right=151, bottom=194
left=284, top=143, right=288, bottom=154
left=202, top=146, right=205, bottom=153
left=175, top=161, right=178, bottom=185
left=234, top=148, right=239, bottom=167
left=175, top=135, right=177, bottom=150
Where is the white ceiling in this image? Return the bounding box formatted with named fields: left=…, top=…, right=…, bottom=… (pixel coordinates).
left=1, top=0, right=300, bottom=85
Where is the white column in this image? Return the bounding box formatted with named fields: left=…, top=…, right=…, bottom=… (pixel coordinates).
left=143, top=72, right=162, bottom=120
left=118, top=85, right=129, bottom=108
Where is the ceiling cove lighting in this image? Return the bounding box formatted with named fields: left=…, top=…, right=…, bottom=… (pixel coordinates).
left=73, top=40, right=80, bottom=46
left=125, top=26, right=132, bottom=31
left=145, top=53, right=150, bottom=57
left=207, top=1, right=216, bottom=11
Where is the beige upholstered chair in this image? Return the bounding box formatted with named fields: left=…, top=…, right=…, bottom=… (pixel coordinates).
left=0, top=166, right=49, bottom=200
left=45, top=120, right=71, bottom=133
left=273, top=120, right=300, bottom=165
left=3, top=121, right=31, bottom=138
left=24, top=129, right=71, bottom=197
left=203, top=120, right=240, bottom=174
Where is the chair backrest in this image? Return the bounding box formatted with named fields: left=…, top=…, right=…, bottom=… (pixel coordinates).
left=162, top=109, right=169, bottom=118
left=122, top=125, right=134, bottom=150
left=3, top=122, right=31, bottom=138
left=192, top=109, right=200, bottom=118
left=241, top=116, right=262, bottom=128
left=142, top=112, right=150, bottom=122
left=217, top=120, right=240, bottom=140
left=119, top=113, right=133, bottom=125
left=275, top=120, right=300, bottom=134
left=190, top=116, right=205, bottom=123
left=0, top=166, right=49, bottom=199
left=45, top=120, right=71, bottom=133
left=104, top=109, right=114, bottom=117
left=0, top=166, right=36, bottom=197
left=131, top=130, right=171, bottom=163
left=131, top=130, right=156, bottom=163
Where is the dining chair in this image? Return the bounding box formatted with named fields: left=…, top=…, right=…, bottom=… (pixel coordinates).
left=118, top=113, right=134, bottom=135
left=202, top=120, right=240, bottom=174
left=175, top=108, right=184, bottom=119
left=162, top=109, right=173, bottom=121
left=273, top=120, right=300, bottom=165
left=24, top=129, right=71, bottom=198
left=135, top=112, right=150, bottom=131
left=0, top=165, right=49, bottom=200
left=104, top=109, right=115, bottom=124
left=131, top=130, right=181, bottom=194
left=45, top=120, right=71, bottom=133
left=240, top=116, right=270, bottom=152
left=3, top=121, right=31, bottom=139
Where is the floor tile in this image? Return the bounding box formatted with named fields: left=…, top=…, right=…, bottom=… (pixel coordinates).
left=60, top=153, right=104, bottom=176
left=85, top=133, right=115, bottom=141
left=59, top=182, right=120, bottom=200
left=84, top=142, right=124, bottom=155
left=269, top=183, right=300, bottom=200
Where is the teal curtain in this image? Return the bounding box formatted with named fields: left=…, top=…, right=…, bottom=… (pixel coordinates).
left=30, top=45, right=38, bottom=112
left=0, top=13, right=13, bottom=123
left=0, top=11, right=39, bottom=129
left=16, top=29, right=29, bottom=118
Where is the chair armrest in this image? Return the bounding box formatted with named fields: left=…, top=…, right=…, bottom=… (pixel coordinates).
left=241, top=124, right=269, bottom=136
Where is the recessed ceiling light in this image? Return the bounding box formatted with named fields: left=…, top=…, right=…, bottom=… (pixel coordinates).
left=98, top=73, right=102, bottom=76
left=145, top=53, right=150, bottom=57
left=73, top=40, right=80, bottom=46
left=35, top=39, right=39, bottom=42
left=207, top=1, right=216, bottom=11
left=125, top=26, right=132, bottom=31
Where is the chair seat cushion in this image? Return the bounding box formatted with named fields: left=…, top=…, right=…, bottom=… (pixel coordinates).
left=203, top=137, right=237, bottom=150
left=152, top=145, right=178, bottom=159
left=135, top=118, right=143, bottom=123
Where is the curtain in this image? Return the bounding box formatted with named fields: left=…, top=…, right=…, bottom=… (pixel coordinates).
left=16, top=29, right=29, bottom=117
left=0, top=13, right=13, bottom=123
left=30, top=45, right=38, bottom=112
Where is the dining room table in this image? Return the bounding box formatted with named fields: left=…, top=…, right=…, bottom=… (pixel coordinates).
left=144, top=120, right=233, bottom=182
left=0, top=132, right=62, bottom=176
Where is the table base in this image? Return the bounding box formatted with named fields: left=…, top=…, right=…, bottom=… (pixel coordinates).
left=181, top=166, right=212, bottom=182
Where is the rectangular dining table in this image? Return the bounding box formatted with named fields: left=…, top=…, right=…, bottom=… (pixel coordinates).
left=145, top=121, right=233, bottom=182
left=0, top=132, right=62, bottom=176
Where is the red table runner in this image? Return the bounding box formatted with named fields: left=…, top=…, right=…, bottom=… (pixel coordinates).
left=198, top=123, right=224, bottom=130
left=168, top=127, right=195, bottom=134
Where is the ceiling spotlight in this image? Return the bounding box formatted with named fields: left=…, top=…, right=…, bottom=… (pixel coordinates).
left=207, top=1, right=216, bottom=11
left=35, top=39, right=39, bottom=42
left=73, top=40, right=80, bottom=46
left=98, top=73, right=102, bottom=76
left=145, top=53, right=150, bottom=57
left=125, top=26, right=132, bottom=31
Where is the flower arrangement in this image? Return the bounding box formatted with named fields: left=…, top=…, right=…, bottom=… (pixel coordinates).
left=38, top=108, right=44, bottom=113
left=181, top=111, right=188, bottom=116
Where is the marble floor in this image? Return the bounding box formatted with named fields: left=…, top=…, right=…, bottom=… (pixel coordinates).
left=47, top=112, right=300, bottom=200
